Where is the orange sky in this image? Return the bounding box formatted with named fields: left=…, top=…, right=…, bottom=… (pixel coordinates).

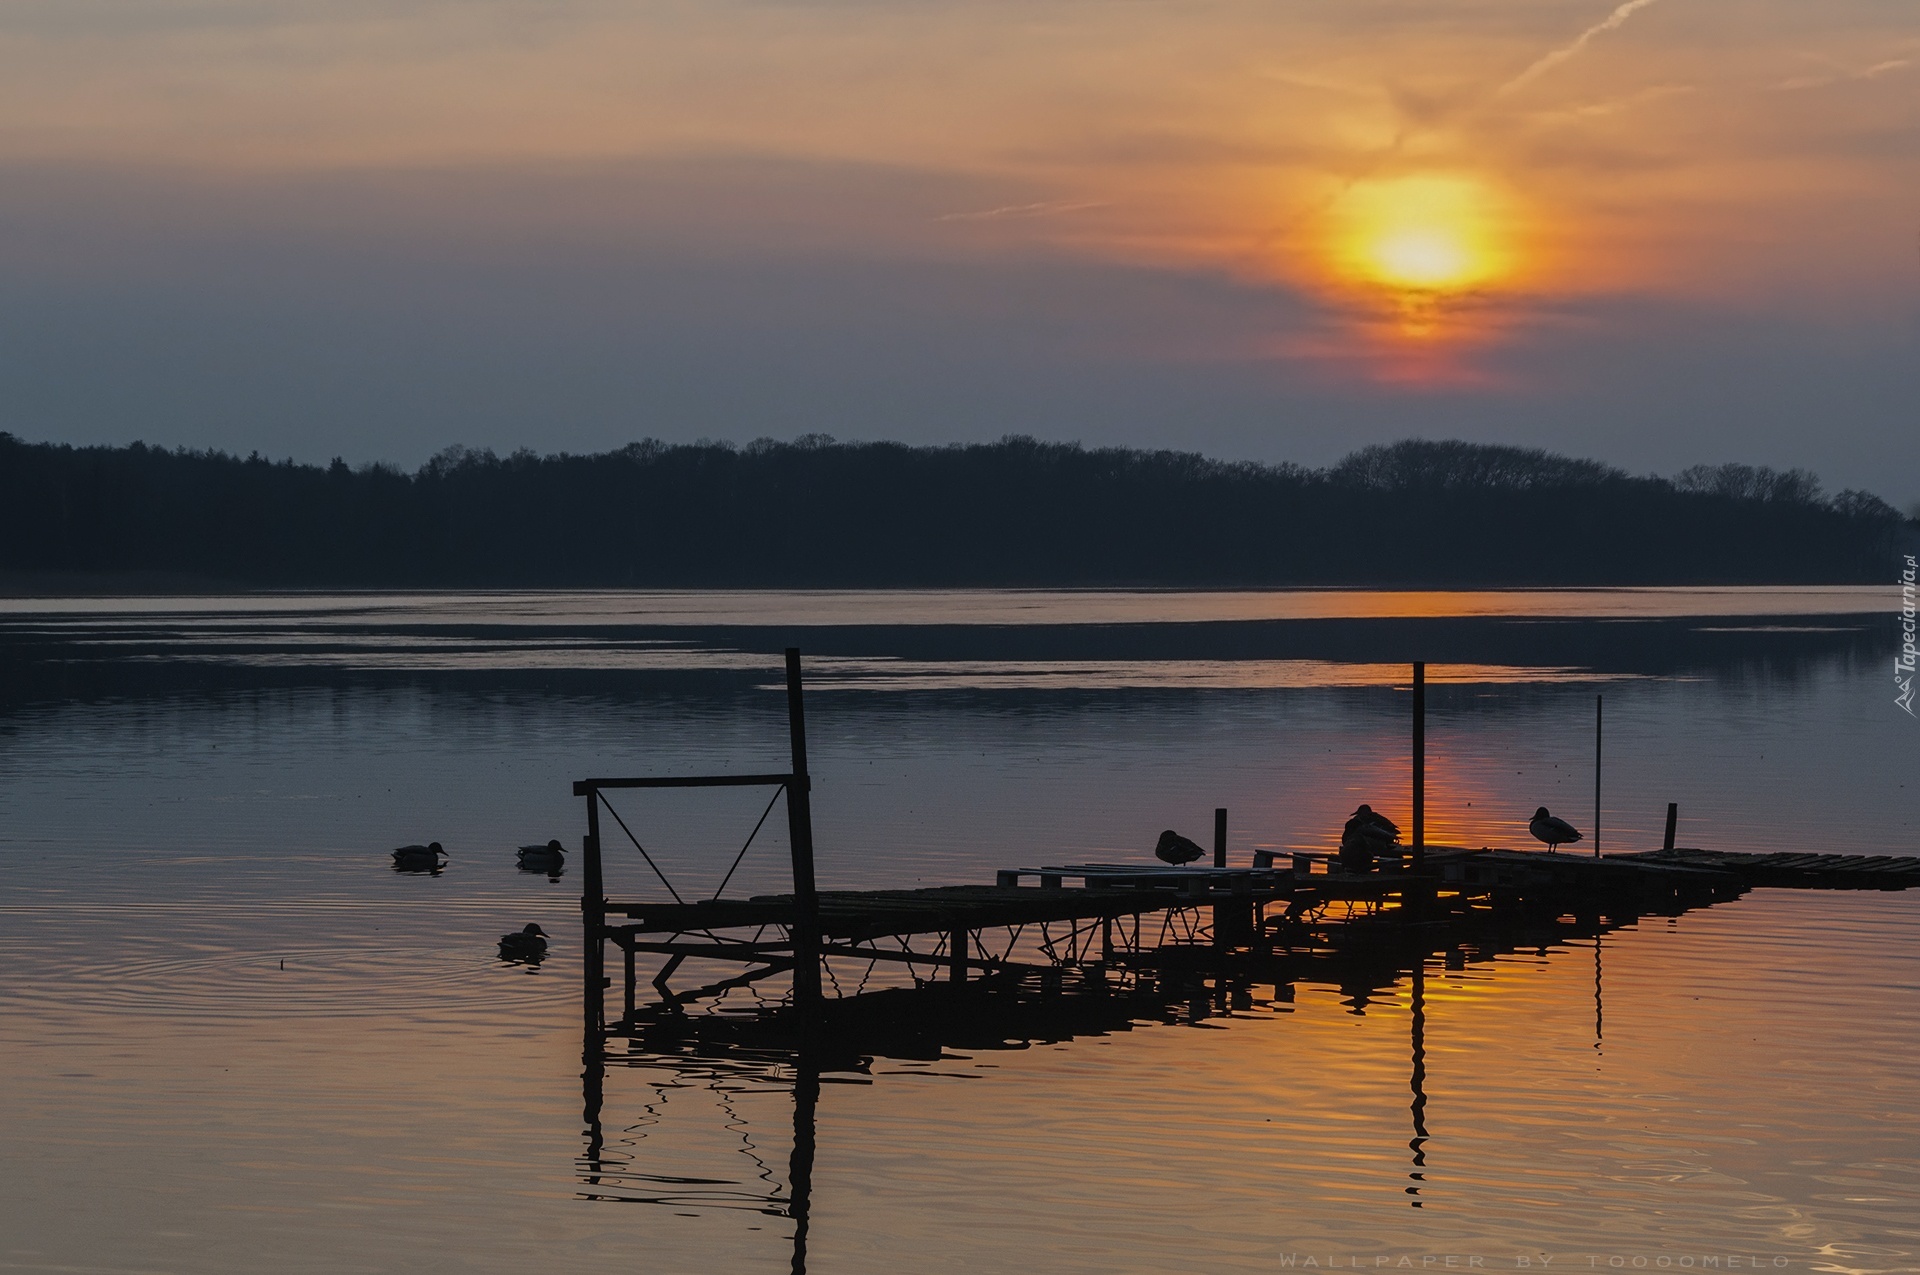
left=0, top=0, right=1913, bottom=495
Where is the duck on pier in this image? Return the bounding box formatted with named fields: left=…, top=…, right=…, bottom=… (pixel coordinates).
left=1529, top=807, right=1583, bottom=853
left=1154, top=830, right=1208, bottom=866
left=498, top=923, right=548, bottom=963
left=515, top=839, right=566, bottom=875
left=391, top=842, right=447, bottom=873
left=1338, top=804, right=1400, bottom=873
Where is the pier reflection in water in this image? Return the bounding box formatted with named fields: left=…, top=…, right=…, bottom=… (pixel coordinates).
left=580, top=909, right=1653, bottom=1273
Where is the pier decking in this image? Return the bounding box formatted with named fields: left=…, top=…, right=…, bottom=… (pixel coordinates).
left=1616, top=848, right=1920, bottom=889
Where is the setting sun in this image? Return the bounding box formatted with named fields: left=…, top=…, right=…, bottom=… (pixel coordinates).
left=1368, top=227, right=1474, bottom=289
left=1330, top=175, right=1512, bottom=295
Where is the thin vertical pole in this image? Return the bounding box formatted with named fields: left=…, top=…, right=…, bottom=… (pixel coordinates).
left=583, top=791, right=605, bottom=1034
left=784, top=649, right=823, bottom=1010
left=1593, top=694, right=1603, bottom=858
left=1663, top=802, right=1678, bottom=852
left=1411, top=662, right=1426, bottom=870
left=1213, top=807, right=1227, bottom=869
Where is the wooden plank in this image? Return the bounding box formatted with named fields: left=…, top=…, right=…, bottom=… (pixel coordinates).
left=573, top=773, right=791, bottom=794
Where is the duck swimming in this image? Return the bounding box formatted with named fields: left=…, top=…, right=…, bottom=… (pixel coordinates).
left=1529, top=807, right=1583, bottom=853
left=391, top=842, right=447, bottom=873
left=498, top=923, right=549, bottom=963
left=515, top=839, right=566, bottom=874
left=1154, top=829, right=1207, bottom=866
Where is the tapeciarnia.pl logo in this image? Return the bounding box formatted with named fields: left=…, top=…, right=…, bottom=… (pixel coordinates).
left=1899, top=554, right=1917, bottom=717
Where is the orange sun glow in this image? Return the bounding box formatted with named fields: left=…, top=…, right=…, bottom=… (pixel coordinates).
left=1328, top=174, right=1515, bottom=301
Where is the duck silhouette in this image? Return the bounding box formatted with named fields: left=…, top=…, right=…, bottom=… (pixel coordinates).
left=1154, top=829, right=1207, bottom=866
left=391, top=842, right=447, bottom=874
left=498, top=923, right=549, bottom=963
left=1339, top=804, right=1400, bottom=874
left=1529, top=807, right=1583, bottom=853
left=515, top=839, right=566, bottom=875
left=1346, top=804, right=1400, bottom=845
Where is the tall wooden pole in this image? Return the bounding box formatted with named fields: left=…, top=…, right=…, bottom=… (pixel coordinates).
left=1593, top=694, right=1603, bottom=858
left=1663, top=802, right=1678, bottom=853
left=1213, top=807, right=1227, bottom=869
left=1411, top=662, right=1426, bottom=870
left=784, top=649, right=823, bottom=1010
left=583, top=790, right=605, bottom=1035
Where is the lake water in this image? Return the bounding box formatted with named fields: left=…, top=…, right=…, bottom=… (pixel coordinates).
left=2, top=588, right=1916, bottom=1274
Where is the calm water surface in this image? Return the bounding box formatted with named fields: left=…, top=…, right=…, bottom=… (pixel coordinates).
left=1, top=589, right=1915, bottom=1274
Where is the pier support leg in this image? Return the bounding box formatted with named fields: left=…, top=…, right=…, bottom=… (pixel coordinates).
left=1664, top=802, right=1678, bottom=852
left=784, top=650, right=823, bottom=1017
left=1594, top=694, right=1604, bottom=858
left=950, top=928, right=969, bottom=983
left=1101, top=917, right=1114, bottom=964
left=1412, top=662, right=1426, bottom=872
left=583, top=796, right=606, bottom=1038
left=623, top=939, right=637, bottom=1018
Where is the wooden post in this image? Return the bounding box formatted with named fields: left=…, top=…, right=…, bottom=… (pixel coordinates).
left=1213, top=807, right=1227, bottom=868
left=784, top=649, right=823, bottom=1010
left=1663, top=801, right=1678, bottom=852
left=583, top=790, right=605, bottom=1035
left=1411, top=662, right=1426, bottom=871
left=950, top=928, right=969, bottom=983
left=1593, top=694, right=1603, bottom=858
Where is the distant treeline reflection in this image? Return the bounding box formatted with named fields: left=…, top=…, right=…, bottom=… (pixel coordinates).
left=2, top=433, right=1906, bottom=586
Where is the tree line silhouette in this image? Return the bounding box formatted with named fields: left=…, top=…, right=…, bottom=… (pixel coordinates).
left=0, top=432, right=1905, bottom=587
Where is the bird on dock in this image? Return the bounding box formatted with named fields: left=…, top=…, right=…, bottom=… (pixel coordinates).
left=390, top=842, right=447, bottom=873
left=1346, top=805, right=1400, bottom=845
left=1529, top=807, right=1583, bottom=853
left=515, top=839, right=566, bottom=875
left=498, top=923, right=548, bottom=963
left=1154, top=829, right=1207, bottom=866
left=1340, top=805, right=1400, bottom=874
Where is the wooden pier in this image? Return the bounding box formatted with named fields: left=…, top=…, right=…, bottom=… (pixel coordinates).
left=573, top=651, right=1915, bottom=1033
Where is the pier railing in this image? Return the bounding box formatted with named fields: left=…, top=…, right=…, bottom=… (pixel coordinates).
left=573, top=647, right=823, bottom=1033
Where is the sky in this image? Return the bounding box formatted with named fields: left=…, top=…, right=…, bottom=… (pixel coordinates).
left=0, top=0, right=1915, bottom=502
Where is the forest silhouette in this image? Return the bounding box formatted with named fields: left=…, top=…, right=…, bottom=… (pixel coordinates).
left=1, top=432, right=1905, bottom=587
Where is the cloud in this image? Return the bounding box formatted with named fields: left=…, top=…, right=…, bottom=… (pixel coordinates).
left=1496, top=0, right=1667, bottom=99
left=1773, top=56, right=1913, bottom=91
left=936, top=200, right=1108, bottom=222
left=1553, top=83, right=1696, bottom=119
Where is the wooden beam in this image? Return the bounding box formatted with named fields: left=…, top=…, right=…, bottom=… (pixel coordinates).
left=572, top=773, right=791, bottom=795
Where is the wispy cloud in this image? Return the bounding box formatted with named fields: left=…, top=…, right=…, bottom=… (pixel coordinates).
left=937, top=200, right=1108, bottom=222
left=1537, top=83, right=1696, bottom=120
left=1773, top=56, right=1913, bottom=91
left=1496, top=0, right=1667, bottom=98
